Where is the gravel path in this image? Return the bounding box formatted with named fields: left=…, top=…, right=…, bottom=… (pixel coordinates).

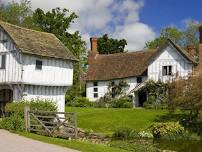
left=0, top=129, right=79, bottom=152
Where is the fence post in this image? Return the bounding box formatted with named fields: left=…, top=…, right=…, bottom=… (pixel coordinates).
left=24, top=106, right=30, bottom=132
left=74, top=113, right=78, bottom=139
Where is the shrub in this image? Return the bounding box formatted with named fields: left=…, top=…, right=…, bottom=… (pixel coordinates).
left=138, top=131, right=153, bottom=139
left=29, top=99, right=57, bottom=111
left=0, top=114, right=24, bottom=131
left=5, top=101, right=28, bottom=116
left=0, top=99, right=57, bottom=132
left=67, top=97, right=92, bottom=107
left=110, top=97, right=133, bottom=108
left=6, top=99, right=57, bottom=114
left=67, top=96, right=133, bottom=108
left=112, top=127, right=138, bottom=140
left=150, top=121, right=184, bottom=139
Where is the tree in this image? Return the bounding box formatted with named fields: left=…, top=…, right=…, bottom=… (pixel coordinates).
left=168, top=76, right=202, bottom=119
left=146, top=27, right=182, bottom=49
left=146, top=24, right=199, bottom=49
left=181, top=22, right=199, bottom=48
left=97, top=34, right=127, bottom=54
left=0, top=0, right=32, bottom=26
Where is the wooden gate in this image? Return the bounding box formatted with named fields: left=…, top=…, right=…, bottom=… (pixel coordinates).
left=24, top=107, right=77, bottom=138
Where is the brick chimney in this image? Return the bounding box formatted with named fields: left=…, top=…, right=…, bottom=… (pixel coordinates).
left=88, top=37, right=98, bottom=65
left=90, top=37, right=98, bottom=52
left=187, top=45, right=196, bottom=57
left=194, top=26, right=202, bottom=75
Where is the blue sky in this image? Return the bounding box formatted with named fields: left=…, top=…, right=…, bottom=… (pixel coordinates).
left=3, top=0, right=201, bottom=51
left=141, top=0, right=201, bottom=33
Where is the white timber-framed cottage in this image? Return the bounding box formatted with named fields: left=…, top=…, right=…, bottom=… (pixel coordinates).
left=86, top=28, right=202, bottom=106
left=0, top=21, right=77, bottom=115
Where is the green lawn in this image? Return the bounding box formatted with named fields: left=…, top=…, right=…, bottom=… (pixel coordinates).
left=19, top=132, right=127, bottom=152
left=66, top=107, right=169, bottom=134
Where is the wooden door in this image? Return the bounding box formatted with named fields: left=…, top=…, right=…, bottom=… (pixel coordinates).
left=0, top=89, right=13, bottom=116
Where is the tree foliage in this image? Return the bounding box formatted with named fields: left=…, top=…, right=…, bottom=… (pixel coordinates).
left=0, top=0, right=32, bottom=26
left=146, top=24, right=199, bottom=49
left=97, top=34, right=127, bottom=54
left=168, top=76, right=202, bottom=118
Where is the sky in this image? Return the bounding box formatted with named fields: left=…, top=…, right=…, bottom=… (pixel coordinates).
left=2, top=0, right=202, bottom=51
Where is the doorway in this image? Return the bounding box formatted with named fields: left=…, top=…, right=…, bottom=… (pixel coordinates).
left=0, top=89, right=13, bottom=116
left=138, top=91, right=147, bottom=107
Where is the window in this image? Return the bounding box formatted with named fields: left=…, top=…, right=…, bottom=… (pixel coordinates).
left=94, top=88, right=98, bottom=92
left=0, top=54, right=6, bottom=69
left=162, top=66, right=172, bottom=76
left=94, top=93, right=98, bottom=98
left=36, top=60, right=42, bottom=70
left=137, top=77, right=142, bottom=83
left=112, top=87, right=115, bottom=98
left=93, top=82, right=98, bottom=86
left=93, top=82, right=98, bottom=98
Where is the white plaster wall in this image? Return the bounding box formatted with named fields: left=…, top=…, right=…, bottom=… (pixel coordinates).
left=22, top=85, right=68, bottom=112
left=148, top=45, right=193, bottom=82
left=0, top=28, right=22, bottom=83
left=86, top=76, right=147, bottom=102
left=22, top=54, right=73, bottom=86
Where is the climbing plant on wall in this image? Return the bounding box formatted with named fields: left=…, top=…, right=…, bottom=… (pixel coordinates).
left=139, top=80, right=168, bottom=108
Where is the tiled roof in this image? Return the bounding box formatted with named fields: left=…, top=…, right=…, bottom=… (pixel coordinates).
left=0, top=21, right=77, bottom=61
left=87, top=49, right=156, bottom=81
left=87, top=39, right=197, bottom=81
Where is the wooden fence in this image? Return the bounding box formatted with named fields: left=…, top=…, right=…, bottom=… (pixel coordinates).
left=24, top=107, right=78, bottom=139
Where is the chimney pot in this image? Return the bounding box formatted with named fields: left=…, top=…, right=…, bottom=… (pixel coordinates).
left=90, top=37, right=98, bottom=52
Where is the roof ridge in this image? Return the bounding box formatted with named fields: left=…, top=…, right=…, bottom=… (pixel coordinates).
left=0, top=20, right=54, bottom=36
left=98, top=49, right=156, bottom=57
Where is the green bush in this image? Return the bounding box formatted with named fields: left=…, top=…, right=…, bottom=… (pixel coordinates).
left=67, top=96, right=133, bottom=108
left=112, top=127, right=138, bottom=140
left=0, top=114, right=24, bottom=131
left=6, top=99, right=57, bottom=114
left=150, top=121, right=184, bottom=139
left=66, top=97, right=92, bottom=107
left=0, top=99, right=57, bottom=132
left=5, top=102, right=28, bottom=116
left=110, top=97, right=133, bottom=108
left=29, top=99, right=57, bottom=111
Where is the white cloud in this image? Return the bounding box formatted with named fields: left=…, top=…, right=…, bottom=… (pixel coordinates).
left=114, top=23, right=156, bottom=50
left=3, top=0, right=156, bottom=51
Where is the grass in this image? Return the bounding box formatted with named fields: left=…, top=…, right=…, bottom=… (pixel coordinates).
left=18, top=132, right=128, bottom=152
left=66, top=107, right=170, bottom=134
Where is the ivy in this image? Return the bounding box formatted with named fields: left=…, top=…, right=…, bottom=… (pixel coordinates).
left=139, top=80, right=168, bottom=108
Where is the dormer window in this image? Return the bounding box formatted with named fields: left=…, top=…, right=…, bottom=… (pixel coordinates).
left=36, top=60, right=42, bottom=70
left=0, top=54, right=6, bottom=69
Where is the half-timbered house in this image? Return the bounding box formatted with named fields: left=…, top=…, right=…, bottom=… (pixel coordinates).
left=86, top=29, right=202, bottom=106
left=0, top=21, right=77, bottom=115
